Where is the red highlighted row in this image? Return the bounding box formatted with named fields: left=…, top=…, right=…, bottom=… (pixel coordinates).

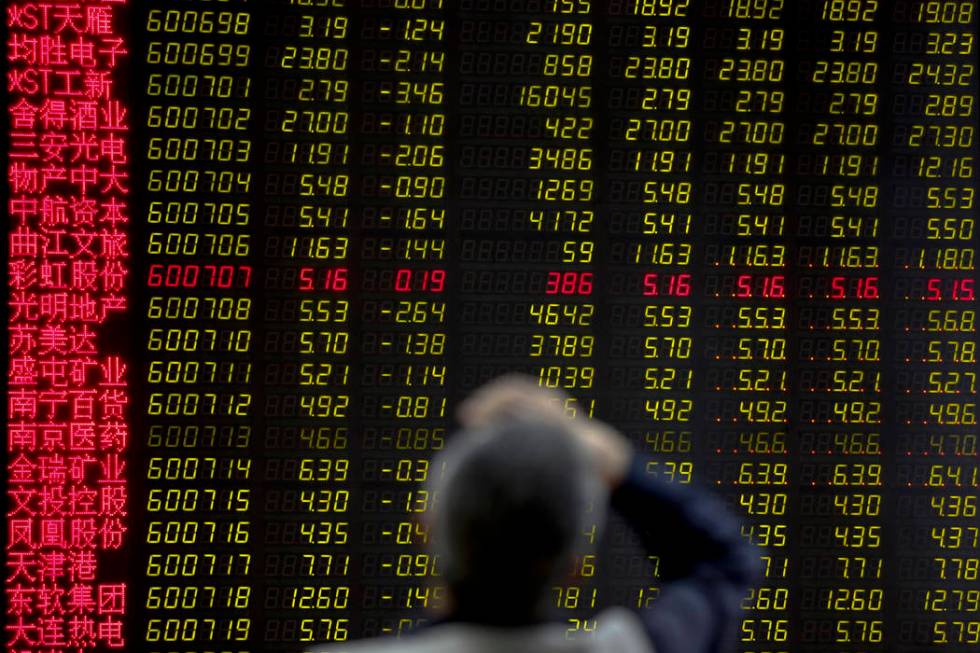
left=299, top=267, right=447, bottom=293
left=148, top=264, right=252, bottom=288
left=153, top=267, right=975, bottom=302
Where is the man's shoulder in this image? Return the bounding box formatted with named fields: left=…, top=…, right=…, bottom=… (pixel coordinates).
left=303, top=622, right=551, bottom=653
left=591, top=607, right=656, bottom=653
left=304, top=609, right=653, bottom=653
left=302, top=623, right=492, bottom=653
left=303, top=630, right=437, bottom=653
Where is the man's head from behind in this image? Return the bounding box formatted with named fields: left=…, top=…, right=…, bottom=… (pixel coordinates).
left=426, top=418, right=604, bottom=624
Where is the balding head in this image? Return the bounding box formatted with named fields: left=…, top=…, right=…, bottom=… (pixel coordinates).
left=427, top=418, right=605, bottom=622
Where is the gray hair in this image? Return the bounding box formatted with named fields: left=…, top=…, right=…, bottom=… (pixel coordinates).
left=426, top=418, right=606, bottom=618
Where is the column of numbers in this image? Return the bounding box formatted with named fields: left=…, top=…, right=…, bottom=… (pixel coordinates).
left=258, top=1, right=353, bottom=647
left=523, top=0, right=602, bottom=635
left=796, top=1, right=884, bottom=649
left=891, top=0, right=978, bottom=649
left=358, top=0, right=448, bottom=639
left=702, top=1, right=791, bottom=650
left=139, top=3, right=255, bottom=650
left=605, top=0, right=698, bottom=618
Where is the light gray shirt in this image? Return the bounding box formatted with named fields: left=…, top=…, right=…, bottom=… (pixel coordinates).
left=305, top=608, right=654, bottom=653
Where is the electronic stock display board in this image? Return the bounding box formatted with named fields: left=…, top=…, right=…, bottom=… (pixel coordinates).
left=4, top=0, right=978, bottom=651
